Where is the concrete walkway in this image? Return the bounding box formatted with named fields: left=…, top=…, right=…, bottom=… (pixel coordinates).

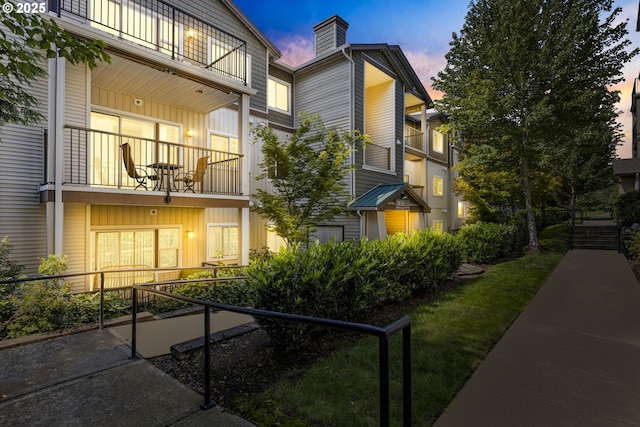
left=0, top=313, right=255, bottom=426
left=435, top=249, right=640, bottom=426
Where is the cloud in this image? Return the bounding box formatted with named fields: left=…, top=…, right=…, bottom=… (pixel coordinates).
left=404, top=50, right=448, bottom=100
left=276, top=35, right=315, bottom=67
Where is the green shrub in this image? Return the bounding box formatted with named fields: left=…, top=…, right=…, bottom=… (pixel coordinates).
left=615, top=190, right=640, bottom=227
left=5, top=255, right=70, bottom=338
left=248, top=230, right=463, bottom=350
left=457, top=222, right=513, bottom=263
left=69, top=292, right=131, bottom=324
left=152, top=268, right=256, bottom=313
left=626, top=229, right=640, bottom=264
left=0, top=238, right=23, bottom=332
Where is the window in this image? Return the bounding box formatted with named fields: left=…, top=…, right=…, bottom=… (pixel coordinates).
left=433, top=175, right=444, bottom=197
left=268, top=77, right=290, bottom=113
left=433, top=130, right=444, bottom=154
left=211, top=134, right=239, bottom=153
left=90, top=0, right=182, bottom=56
left=90, top=112, right=181, bottom=188
left=458, top=201, right=465, bottom=218
left=432, top=220, right=444, bottom=233
left=93, top=228, right=180, bottom=270
left=207, top=224, right=239, bottom=260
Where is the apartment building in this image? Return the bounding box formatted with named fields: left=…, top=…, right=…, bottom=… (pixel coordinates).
left=0, top=1, right=465, bottom=288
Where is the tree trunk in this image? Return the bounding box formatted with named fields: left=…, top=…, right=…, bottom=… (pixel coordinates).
left=521, top=156, right=538, bottom=249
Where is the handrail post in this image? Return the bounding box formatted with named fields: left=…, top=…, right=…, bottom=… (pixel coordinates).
left=99, top=272, right=105, bottom=330
left=402, top=324, right=412, bottom=427
left=379, top=336, right=390, bottom=427
left=131, top=287, right=138, bottom=359
left=201, top=306, right=215, bottom=409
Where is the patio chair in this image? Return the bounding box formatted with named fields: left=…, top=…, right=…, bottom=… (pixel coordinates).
left=121, top=143, right=158, bottom=190
left=175, top=156, right=209, bottom=193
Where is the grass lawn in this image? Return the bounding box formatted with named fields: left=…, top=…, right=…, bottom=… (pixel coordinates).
left=235, top=249, right=562, bottom=426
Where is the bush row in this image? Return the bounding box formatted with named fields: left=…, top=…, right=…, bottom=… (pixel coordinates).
left=456, top=221, right=523, bottom=264
left=247, top=229, right=463, bottom=349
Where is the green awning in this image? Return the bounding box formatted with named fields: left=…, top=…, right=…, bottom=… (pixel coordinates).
left=348, top=183, right=430, bottom=213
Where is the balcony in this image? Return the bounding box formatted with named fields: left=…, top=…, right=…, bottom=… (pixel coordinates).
left=404, top=126, right=426, bottom=161
left=64, top=125, right=243, bottom=196
left=364, top=142, right=392, bottom=171
left=55, top=0, right=248, bottom=85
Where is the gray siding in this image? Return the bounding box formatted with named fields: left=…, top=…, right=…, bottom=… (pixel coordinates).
left=295, top=56, right=350, bottom=131
left=267, top=65, right=294, bottom=128
left=0, top=58, right=49, bottom=274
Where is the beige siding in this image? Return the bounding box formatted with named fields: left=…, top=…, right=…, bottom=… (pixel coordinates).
left=91, top=86, right=206, bottom=147
left=64, top=203, right=88, bottom=292
left=365, top=81, right=395, bottom=148
left=207, top=108, right=239, bottom=138
left=90, top=205, right=207, bottom=267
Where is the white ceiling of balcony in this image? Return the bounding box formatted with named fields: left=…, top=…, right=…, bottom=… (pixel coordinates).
left=91, top=55, right=239, bottom=113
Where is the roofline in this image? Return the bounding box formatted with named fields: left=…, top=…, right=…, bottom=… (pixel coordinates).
left=351, top=43, right=431, bottom=104
left=221, top=0, right=281, bottom=60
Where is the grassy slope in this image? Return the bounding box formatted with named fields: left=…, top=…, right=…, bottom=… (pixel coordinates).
left=237, top=251, right=562, bottom=426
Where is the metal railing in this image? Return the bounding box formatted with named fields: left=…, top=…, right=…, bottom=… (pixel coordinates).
left=64, top=125, right=243, bottom=195
left=131, top=284, right=412, bottom=426
left=364, top=142, right=392, bottom=170
left=404, top=127, right=425, bottom=152
left=0, top=265, right=247, bottom=329
left=55, top=0, right=248, bottom=85
left=1, top=267, right=413, bottom=426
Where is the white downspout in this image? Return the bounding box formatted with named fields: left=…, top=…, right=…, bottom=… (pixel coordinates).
left=54, top=55, right=66, bottom=255
left=341, top=47, right=356, bottom=200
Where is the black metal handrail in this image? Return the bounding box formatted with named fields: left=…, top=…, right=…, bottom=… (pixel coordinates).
left=0, top=265, right=246, bottom=329
left=55, top=0, right=248, bottom=84
left=131, top=284, right=412, bottom=427
left=64, top=125, right=243, bottom=195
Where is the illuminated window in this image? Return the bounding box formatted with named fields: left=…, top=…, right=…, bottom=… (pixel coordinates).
left=207, top=224, right=238, bottom=260
left=433, top=130, right=444, bottom=153
left=458, top=201, right=465, bottom=218
left=211, top=134, right=239, bottom=153
left=432, top=220, right=444, bottom=233
left=94, top=228, right=179, bottom=270
left=268, top=77, right=290, bottom=113
left=433, top=176, right=444, bottom=196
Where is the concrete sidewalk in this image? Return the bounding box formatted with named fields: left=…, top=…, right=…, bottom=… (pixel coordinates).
left=0, top=315, right=254, bottom=426
left=435, top=249, right=640, bottom=426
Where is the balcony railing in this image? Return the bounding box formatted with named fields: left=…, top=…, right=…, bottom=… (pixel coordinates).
left=64, top=125, right=243, bottom=195
left=55, top=0, right=248, bottom=85
left=364, top=142, right=391, bottom=170
left=404, top=127, right=425, bottom=152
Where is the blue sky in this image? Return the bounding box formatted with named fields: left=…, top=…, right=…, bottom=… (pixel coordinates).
left=234, top=0, right=640, bottom=158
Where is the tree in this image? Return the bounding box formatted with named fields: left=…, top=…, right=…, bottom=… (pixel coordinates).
left=433, top=0, right=635, bottom=249
left=1, top=2, right=110, bottom=128
left=252, top=113, right=365, bottom=246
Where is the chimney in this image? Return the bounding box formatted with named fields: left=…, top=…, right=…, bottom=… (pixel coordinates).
left=313, top=15, right=349, bottom=57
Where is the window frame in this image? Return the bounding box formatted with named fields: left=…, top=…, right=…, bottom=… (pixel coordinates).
left=267, top=76, right=291, bottom=115
left=433, top=175, right=444, bottom=197
left=206, top=223, right=239, bottom=261
left=433, top=130, right=444, bottom=154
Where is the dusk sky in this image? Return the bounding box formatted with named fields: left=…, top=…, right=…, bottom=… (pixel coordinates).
left=234, top=0, right=640, bottom=158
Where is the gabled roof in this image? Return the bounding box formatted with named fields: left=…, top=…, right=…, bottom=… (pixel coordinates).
left=221, top=0, right=281, bottom=60
left=349, top=183, right=431, bottom=213
left=613, top=158, right=640, bottom=176
left=351, top=43, right=432, bottom=105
